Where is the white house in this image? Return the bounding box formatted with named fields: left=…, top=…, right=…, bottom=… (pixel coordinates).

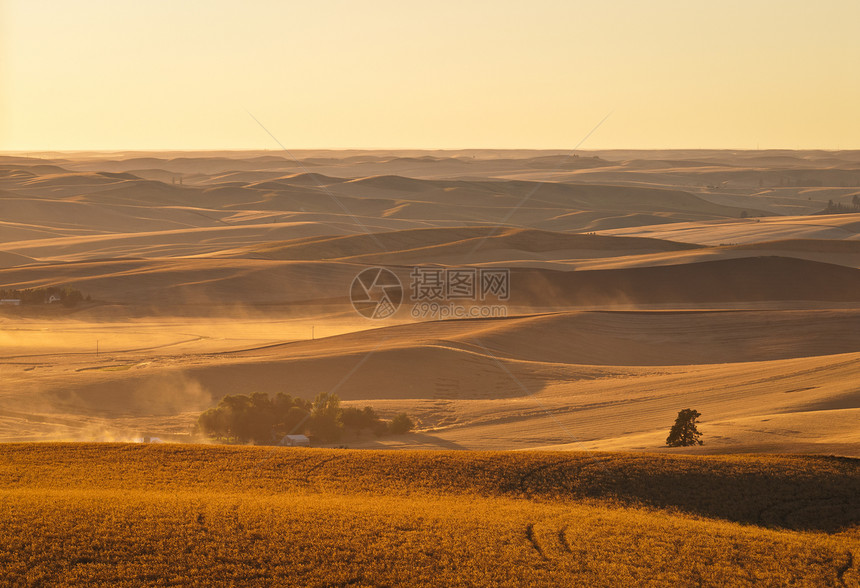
left=279, top=434, right=310, bottom=447
left=0, top=299, right=21, bottom=306
left=133, top=436, right=164, bottom=444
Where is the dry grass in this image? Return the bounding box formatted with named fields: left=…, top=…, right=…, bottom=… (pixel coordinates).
left=0, top=444, right=858, bottom=586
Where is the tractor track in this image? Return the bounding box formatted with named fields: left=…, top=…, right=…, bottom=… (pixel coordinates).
left=557, top=525, right=573, bottom=554
left=836, top=549, right=854, bottom=587
left=301, top=455, right=344, bottom=491
left=525, top=523, right=549, bottom=561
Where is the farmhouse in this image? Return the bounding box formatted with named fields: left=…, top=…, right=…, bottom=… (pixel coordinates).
left=279, top=434, right=310, bottom=447
left=0, top=299, right=21, bottom=306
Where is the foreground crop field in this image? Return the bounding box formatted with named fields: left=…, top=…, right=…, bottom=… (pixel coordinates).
left=0, top=444, right=857, bottom=586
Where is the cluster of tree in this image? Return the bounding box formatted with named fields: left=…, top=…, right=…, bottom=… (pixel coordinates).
left=819, top=196, right=860, bottom=215
left=195, top=391, right=414, bottom=445
left=196, top=392, right=312, bottom=444
left=0, top=286, right=88, bottom=307
left=666, top=408, right=703, bottom=447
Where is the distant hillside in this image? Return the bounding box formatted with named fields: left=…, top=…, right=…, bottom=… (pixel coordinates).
left=513, top=256, right=860, bottom=305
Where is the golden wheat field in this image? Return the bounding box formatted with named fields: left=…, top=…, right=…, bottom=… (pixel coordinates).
left=0, top=444, right=858, bottom=587
left=5, top=1, right=860, bottom=584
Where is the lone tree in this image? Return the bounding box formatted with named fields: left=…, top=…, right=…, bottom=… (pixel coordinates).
left=666, top=409, right=703, bottom=447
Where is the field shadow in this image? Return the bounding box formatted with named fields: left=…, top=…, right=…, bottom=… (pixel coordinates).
left=519, top=454, right=860, bottom=533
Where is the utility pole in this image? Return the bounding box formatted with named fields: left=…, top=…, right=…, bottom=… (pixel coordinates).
left=311, top=325, right=315, bottom=340
left=96, top=340, right=99, bottom=357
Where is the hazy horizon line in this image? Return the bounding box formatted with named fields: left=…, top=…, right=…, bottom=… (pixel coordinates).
left=4, top=147, right=860, bottom=155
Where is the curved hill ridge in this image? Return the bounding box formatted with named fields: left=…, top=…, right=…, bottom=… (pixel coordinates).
left=345, top=174, right=441, bottom=192
left=0, top=158, right=786, bottom=252
left=271, top=172, right=345, bottom=185
left=1, top=253, right=859, bottom=307
left=332, top=175, right=769, bottom=216
left=572, top=239, right=860, bottom=271
left=227, top=308, right=860, bottom=367
left=245, top=227, right=700, bottom=261
left=599, top=213, right=860, bottom=245
left=731, top=238, right=860, bottom=253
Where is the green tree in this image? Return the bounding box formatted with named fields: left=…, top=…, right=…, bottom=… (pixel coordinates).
left=388, top=413, right=414, bottom=435
left=666, top=409, right=703, bottom=447
left=272, top=392, right=311, bottom=437
left=195, top=392, right=414, bottom=445
left=342, top=406, right=383, bottom=435
left=309, top=392, right=343, bottom=443
left=195, top=392, right=309, bottom=443
left=61, top=286, right=84, bottom=308
left=245, top=392, right=277, bottom=443
left=220, top=394, right=256, bottom=441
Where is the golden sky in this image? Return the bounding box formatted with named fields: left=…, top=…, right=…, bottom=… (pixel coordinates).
left=2, top=0, right=859, bottom=150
